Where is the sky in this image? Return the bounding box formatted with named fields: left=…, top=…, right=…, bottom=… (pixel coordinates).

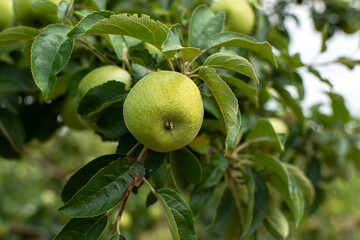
left=285, top=4, right=360, bottom=117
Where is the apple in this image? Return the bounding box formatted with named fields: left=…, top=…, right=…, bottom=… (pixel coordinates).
left=61, top=94, right=89, bottom=130
left=211, top=0, right=255, bottom=35
left=123, top=71, right=203, bottom=153
left=77, top=65, right=132, bottom=101
left=13, top=0, right=62, bottom=27
left=0, top=0, right=14, bottom=30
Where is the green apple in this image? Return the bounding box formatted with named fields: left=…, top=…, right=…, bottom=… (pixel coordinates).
left=61, top=94, right=89, bottom=130
left=14, top=0, right=62, bottom=26
left=211, top=0, right=255, bottom=35
left=77, top=65, right=132, bottom=101
left=123, top=71, right=204, bottom=153
left=0, top=0, right=14, bottom=30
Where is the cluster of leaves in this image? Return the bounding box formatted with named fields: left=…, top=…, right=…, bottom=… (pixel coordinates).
left=0, top=0, right=359, bottom=239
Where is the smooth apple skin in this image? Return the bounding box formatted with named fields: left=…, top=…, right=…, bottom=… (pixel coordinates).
left=123, top=71, right=204, bottom=153
left=211, top=0, right=255, bottom=35
left=61, top=95, right=89, bottom=131
left=0, top=0, right=14, bottom=30
left=77, top=65, right=132, bottom=101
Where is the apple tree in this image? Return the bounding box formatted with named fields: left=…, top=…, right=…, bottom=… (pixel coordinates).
left=0, top=0, right=359, bottom=239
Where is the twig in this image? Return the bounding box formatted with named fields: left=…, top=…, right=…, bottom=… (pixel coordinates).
left=75, top=38, right=116, bottom=66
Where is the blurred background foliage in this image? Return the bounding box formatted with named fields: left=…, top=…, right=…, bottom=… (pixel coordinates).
left=0, top=0, right=360, bottom=239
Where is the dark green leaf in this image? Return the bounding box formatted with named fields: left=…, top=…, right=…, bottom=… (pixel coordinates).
left=116, top=132, right=139, bottom=155
left=204, top=53, right=259, bottom=83
left=96, top=106, right=127, bottom=140
left=59, top=159, right=144, bottom=218
left=31, top=24, right=74, bottom=98
left=211, top=187, right=234, bottom=229
left=221, top=75, right=258, bottom=107
left=0, top=26, right=41, bottom=50
left=129, top=48, right=157, bottom=69
left=68, top=11, right=114, bottom=38
left=85, top=14, right=169, bottom=49
left=155, top=188, right=197, bottom=240
left=0, top=62, right=37, bottom=93
left=0, top=108, right=25, bottom=151
left=190, top=187, right=215, bottom=216
left=54, top=215, right=107, bottom=240
left=170, top=148, right=202, bottom=191
left=61, top=154, right=128, bottom=203
left=205, top=32, right=277, bottom=66
left=77, top=81, right=128, bottom=117
left=328, top=92, right=350, bottom=123
left=198, top=67, right=239, bottom=152
left=144, top=150, right=166, bottom=180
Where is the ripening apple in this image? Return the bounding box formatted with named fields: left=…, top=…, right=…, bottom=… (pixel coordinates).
left=0, top=0, right=14, bottom=30
left=211, top=0, right=255, bottom=35
left=123, top=71, right=204, bottom=152
left=13, top=0, right=62, bottom=26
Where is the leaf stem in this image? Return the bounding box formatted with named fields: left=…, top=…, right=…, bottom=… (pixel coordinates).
left=75, top=38, right=116, bottom=66
left=111, top=192, right=131, bottom=235
left=126, top=142, right=141, bottom=156
left=165, top=56, right=176, bottom=71
left=138, top=146, right=148, bottom=164
left=185, top=49, right=208, bottom=73
left=143, top=177, right=156, bottom=194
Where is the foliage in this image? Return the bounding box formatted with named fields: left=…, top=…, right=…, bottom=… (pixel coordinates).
left=0, top=0, right=359, bottom=239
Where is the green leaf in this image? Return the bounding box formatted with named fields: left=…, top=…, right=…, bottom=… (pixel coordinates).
left=190, top=187, right=215, bottom=216
left=211, top=188, right=234, bottom=229
left=144, top=150, right=166, bottom=180
left=285, top=164, right=315, bottom=204
left=67, top=11, right=114, bottom=38
left=161, top=23, right=183, bottom=55
left=307, top=67, right=333, bottom=87
left=205, top=32, right=277, bottom=66
left=247, top=118, right=284, bottom=151
left=274, top=84, right=304, bottom=126
left=0, top=108, right=25, bottom=151
left=335, top=57, right=360, bottom=70
left=32, top=0, right=58, bottom=15
left=31, top=24, right=74, bottom=98
left=91, top=0, right=106, bottom=10
left=263, top=207, right=289, bottom=240
left=58, top=0, right=73, bottom=22
left=54, top=215, right=107, bottom=240
left=170, top=148, right=202, bottom=191
left=189, top=5, right=224, bottom=49
left=61, top=154, right=128, bottom=203
left=204, top=53, right=259, bottom=83
left=240, top=167, right=269, bottom=237
left=0, top=63, right=37, bottom=93
left=198, top=67, right=239, bottom=152
left=328, top=92, right=350, bottom=123
left=0, top=26, right=40, bottom=50
left=77, top=81, right=128, bottom=118
left=221, top=75, right=258, bottom=107
left=59, top=159, right=144, bottom=218
left=85, top=14, right=169, bottom=49
left=226, top=110, right=241, bottom=151
left=96, top=106, right=127, bottom=140
left=129, top=48, right=157, bottom=69
left=181, top=47, right=201, bottom=62
left=155, top=188, right=197, bottom=240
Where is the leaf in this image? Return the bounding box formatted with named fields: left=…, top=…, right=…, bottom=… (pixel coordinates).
left=221, top=75, right=258, bottom=107
left=247, top=118, right=284, bottom=151
left=54, top=215, right=107, bottom=240
left=161, top=23, right=183, bottom=55
left=263, top=207, right=289, bottom=240
left=67, top=11, right=114, bottom=38
left=0, top=62, right=37, bottom=93
left=128, top=48, right=157, bottom=69
left=307, top=67, right=333, bottom=87
left=170, top=148, right=202, bottom=191
left=274, top=84, right=304, bottom=126
left=285, top=164, right=315, bottom=204
left=328, top=92, right=350, bottom=123
left=91, top=0, right=107, bottom=10
left=95, top=106, right=128, bottom=140
left=31, top=24, right=74, bottom=98
left=61, top=154, right=128, bottom=203
left=0, top=108, right=25, bottom=151
left=198, top=67, right=239, bottom=152
left=211, top=187, right=235, bottom=229
left=59, top=159, right=144, bottom=218
left=181, top=47, right=201, bottom=62
left=226, top=110, right=241, bottom=151
left=155, top=188, right=197, bottom=240
left=190, top=187, right=215, bottom=216
left=204, top=53, right=259, bottom=83
left=189, top=5, right=224, bottom=49
left=58, top=0, right=73, bottom=22
left=0, top=26, right=41, bottom=50
left=205, top=32, right=277, bottom=66
left=240, top=167, right=269, bottom=237
left=77, top=81, right=128, bottom=117
left=85, top=14, right=169, bottom=49
left=336, top=57, right=360, bottom=70
left=144, top=150, right=166, bottom=180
